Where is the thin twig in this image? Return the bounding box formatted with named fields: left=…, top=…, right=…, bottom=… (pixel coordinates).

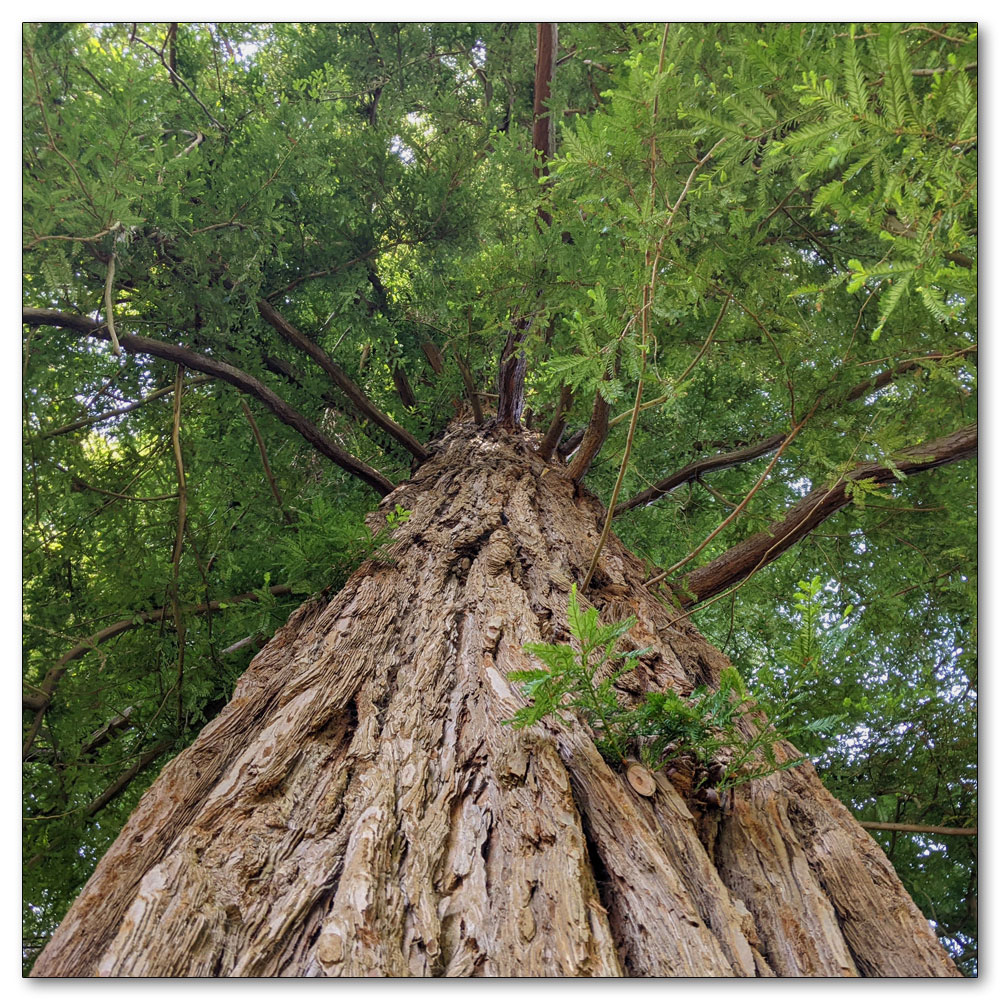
left=664, top=137, right=727, bottom=226
left=581, top=27, right=669, bottom=593
left=646, top=405, right=817, bottom=588
left=24, top=44, right=104, bottom=223
left=39, top=376, right=213, bottom=439
left=609, top=296, right=730, bottom=428
left=157, top=130, right=204, bottom=184
left=132, top=34, right=226, bottom=132
left=240, top=398, right=293, bottom=524
left=23, top=226, right=116, bottom=252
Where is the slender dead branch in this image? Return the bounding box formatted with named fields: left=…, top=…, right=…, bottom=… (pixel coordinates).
left=23, top=225, right=117, bottom=252
left=610, top=296, right=730, bottom=429
left=26, top=739, right=174, bottom=870
left=582, top=362, right=643, bottom=590
left=664, top=137, right=727, bottom=227
left=169, top=367, right=188, bottom=731
left=87, top=737, right=173, bottom=815
left=23, top=308, right=394, bottom=496
left=257, top=300, right=428, bottom=462
left=647, top=413, right=813, bottom=588
left=673, top=423, right=977, bottom=606
left=157, top=129, right=204, bottom=184
left=22, top=585, right=294, bottom=755
left=220, top=634, right=267, bottom=657
left=132, top=33, right=226, bottom=132
left=454, top=351, right=484, bottom=425
left=39, top=376, right=213, bottom=439
left=166, top=23, right=178, bottom=86
left=581, top=28, right=670, bottom=592
left=55, top=464, right=180, bottom=503
left=239, top=398, right=293, bottom=524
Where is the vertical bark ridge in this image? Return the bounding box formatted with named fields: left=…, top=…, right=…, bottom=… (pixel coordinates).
left=32, top=422, right=960, bottom=978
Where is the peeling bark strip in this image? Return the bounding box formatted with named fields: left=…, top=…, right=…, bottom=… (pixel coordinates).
left=32, top=424, right=958, bottom=978
left=679, top=423, right=977, bottom=605
left=22, top=308, right=395, bottom=496
left=256, top=300, right=428, bottom=461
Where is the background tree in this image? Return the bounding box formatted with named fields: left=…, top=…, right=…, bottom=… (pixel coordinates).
left=23, top=22, right=976, bottom=975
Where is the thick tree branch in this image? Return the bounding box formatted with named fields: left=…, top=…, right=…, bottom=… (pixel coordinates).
left=25, top=739, right=174, bottom=871
left=616, top=348, right=977, bottom=516
left=532, top=24, right=557, bottom=173
left=81, top=706, right=137, bottom=756
left=256, top=300, right=428, bottom=462
left=615, top=435, right=787, bottom=516
left=567, top=385, right=611, bottom=483
left=84, top=739, right=173, bottom=816
left=392, top=366, right=418, bottom=409
left=859, top=821, right=977, bottom=837
left=495, top=24, right=559, bottom=431
left=844, top=347, right=977, bottom=402
left=673, top=424, right=976, bottom=607
left=494, top=321, right=530, bottom=431
left=421, top=340, right=445, bottom=375
left=558, top=427, right=585, bottom=459
left=22, top=585, right=293, bottom=755
left=23, top=308, right=394, bottom=496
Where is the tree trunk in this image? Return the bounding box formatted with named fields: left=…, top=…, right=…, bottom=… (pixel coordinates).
left=31, top=423, right=959, bottom=977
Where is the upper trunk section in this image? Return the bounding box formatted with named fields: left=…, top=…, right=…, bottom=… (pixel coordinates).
left=31, top=423, right=959, bottom=977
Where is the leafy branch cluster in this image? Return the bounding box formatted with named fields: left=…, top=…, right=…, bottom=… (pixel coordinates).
left=508, top=584, right=840, bottom=793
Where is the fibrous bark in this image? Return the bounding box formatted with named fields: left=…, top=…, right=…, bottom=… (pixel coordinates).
left=31, top=424, right=959, bottom=978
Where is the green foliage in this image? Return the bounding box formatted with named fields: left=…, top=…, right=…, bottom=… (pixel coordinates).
left=508, top=586, right=840, bottom=792
left=508, top=585, right=643, bottom=765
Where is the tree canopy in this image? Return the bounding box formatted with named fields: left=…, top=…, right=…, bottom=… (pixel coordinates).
left=22, top=22, right=977, bottom=974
